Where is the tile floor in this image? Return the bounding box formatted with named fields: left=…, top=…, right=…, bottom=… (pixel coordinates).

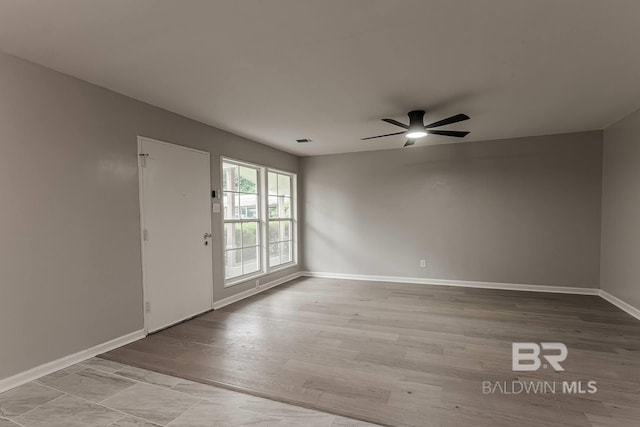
left=0, top=358, right=378, bottom=427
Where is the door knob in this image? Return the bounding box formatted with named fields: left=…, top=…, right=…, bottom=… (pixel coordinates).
left=203, top=233, right=212, bottom=239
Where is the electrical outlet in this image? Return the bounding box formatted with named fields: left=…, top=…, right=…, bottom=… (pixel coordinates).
left=420, top=259, right=426, bottom=268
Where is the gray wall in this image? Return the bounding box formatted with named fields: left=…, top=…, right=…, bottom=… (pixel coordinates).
left=301, top=131, right=603, bottom=288
left=601, top=108, right=640, bottom=309
left=0, top=51, right=300, bottom=379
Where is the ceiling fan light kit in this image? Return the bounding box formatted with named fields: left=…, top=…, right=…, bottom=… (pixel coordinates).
left=406, top=131, right=427, bottom=139
left=362, top=109, right=471, bottom=147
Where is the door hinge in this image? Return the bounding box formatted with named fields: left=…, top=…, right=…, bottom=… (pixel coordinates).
left=139, top=153, right=149, bottom=167
left=143, top=229, right=149, bottom=241
left=145, top=301, right=151, bottom=313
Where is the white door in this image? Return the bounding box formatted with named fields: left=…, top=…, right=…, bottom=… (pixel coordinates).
left=138, top=137, right=213, bottom=333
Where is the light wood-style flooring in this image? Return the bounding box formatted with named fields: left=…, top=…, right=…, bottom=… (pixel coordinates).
left=102, top=277, right=640, bottom=427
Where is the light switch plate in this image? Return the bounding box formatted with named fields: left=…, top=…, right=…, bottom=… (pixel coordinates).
left=212, top=203, right=221, bottom=213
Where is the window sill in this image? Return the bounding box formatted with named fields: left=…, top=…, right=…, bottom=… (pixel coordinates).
left=224, top=263, right=298, bottom=288
left=224, top=271, right=265, bottom=288
left=267, top=262, right=298, bottom=274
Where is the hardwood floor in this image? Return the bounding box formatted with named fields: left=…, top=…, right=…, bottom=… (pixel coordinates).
left=102, top=277, right=640, bottom=427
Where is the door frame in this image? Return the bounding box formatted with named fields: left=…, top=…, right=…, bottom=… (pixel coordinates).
left=137, top=136, right=214, bottom=334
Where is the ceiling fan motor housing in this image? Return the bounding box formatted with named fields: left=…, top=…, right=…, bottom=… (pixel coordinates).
left=408, top=110, right=426, bottom=130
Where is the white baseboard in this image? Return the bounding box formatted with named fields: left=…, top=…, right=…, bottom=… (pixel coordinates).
left=302, top=271, right=600, bottom=295
left=213, top=271, right=303, bottom=310
left=599, top=290, right=640, bottom=320
left=0, top=329, right=145, bottom=394
left=303, top=271, right=640, bottom=320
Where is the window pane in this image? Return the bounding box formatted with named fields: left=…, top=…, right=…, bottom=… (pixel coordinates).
left=223, top=192, right=241, bottom=219
left=225, top=249, right=242, bottom=279
left=280, top=220, right=291, bottom=241
left=269, top=221, right=280, bottom=243
left=268, top=195, right=278, bottom=219
left=269, top=243, right=281, bottom=267
left=242, top=246, right=260, bottom=274
left=224, top=222, right=242, bottom=249
left=278, top=174, right=291, bottom=197
left=223, top=163, right=238, bottom=192
left=242, top=222, right=258, bottom=247
left=240, top=194, right=258, bottom=219
left=239, top=166, right=257, bottom=194
left=279, top=196, right=291, bottom=219
left=268, top=171, right=278, bottom=196
left=281, top=241, right=292, bottom=264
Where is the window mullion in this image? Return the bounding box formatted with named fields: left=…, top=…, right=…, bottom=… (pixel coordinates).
left=260, top=166, right=268, bottom=275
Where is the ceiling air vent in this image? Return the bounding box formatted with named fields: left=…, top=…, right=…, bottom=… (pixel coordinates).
left=296, top=138, right=312, bottom=143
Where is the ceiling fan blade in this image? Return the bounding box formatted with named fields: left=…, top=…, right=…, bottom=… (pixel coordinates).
left=403, top=139, right=416, bottom=147
left=361, top=131, right=406, bottom=140
left=424, top=113, right=470, bottom=129
left=427, top=130, right=470, bottom=138
left=382, top=118, right=409, bottom=129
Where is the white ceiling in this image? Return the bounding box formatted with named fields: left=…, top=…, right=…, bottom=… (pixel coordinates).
left=1, top=0, right=639, bottom=156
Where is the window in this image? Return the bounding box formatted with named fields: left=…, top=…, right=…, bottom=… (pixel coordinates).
left=222, top=161, right=261, bottom=280
left=268, top=170, right=295, bottom=268
left=222, top=159, right=296, bottom=284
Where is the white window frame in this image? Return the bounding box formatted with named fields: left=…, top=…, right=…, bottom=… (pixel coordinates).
left=266, top=168, right=298, bottom=272
left=221, top=157, right=297, bottom=287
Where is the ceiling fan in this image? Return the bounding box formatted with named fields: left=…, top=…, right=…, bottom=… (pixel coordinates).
left=362, top=110, right=470, bottom=147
